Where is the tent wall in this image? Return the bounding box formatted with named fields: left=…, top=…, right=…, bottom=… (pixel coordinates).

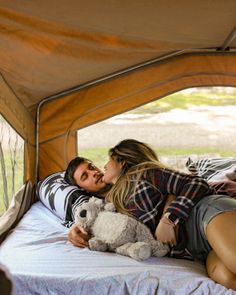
left=1, top=1, right=236, bottom=116
left=0, top=75, right=35, bottom=183
left=0, top=181, right=34, bottom=243
left=39, top=131, right=77, bottom=179
left=38, top=53, right=236, bottom=179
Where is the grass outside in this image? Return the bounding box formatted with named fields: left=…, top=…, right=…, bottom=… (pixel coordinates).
left=129, top=89, right=236, bottom=114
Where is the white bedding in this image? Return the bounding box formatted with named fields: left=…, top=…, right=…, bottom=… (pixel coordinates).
left=0, top=202, right=235, bottom=295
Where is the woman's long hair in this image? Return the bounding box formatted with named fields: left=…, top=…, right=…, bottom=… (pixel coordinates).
left=106, top=139, right=166, bottom=215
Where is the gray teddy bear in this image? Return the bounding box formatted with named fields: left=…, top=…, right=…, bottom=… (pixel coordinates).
left=74, top=197, right=169, bottom=260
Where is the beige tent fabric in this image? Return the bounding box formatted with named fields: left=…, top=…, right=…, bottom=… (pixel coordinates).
left=0, top=1, right=236, bottom=114
left=24, top=143, right=36, bottom=182
left=38, top=53, right=236, bottom=178
left=39, top=131, right=77, bottom=178
left=40, top=54, right=236, bottom=142
left=0, top=181, right=34, bottom=244
left=0, top=75, right=35, bottom=145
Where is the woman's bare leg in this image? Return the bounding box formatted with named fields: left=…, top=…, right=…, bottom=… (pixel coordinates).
left=206, top=250, right=236, bottom=290
left=206, top=211, right=236, bottom=290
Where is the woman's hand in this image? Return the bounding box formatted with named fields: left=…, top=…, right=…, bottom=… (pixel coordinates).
left=155, top=215, right=179, bottom=247
left=68, top=224, right=90, bottom=247
left=155, top=194, right=179, bottom=247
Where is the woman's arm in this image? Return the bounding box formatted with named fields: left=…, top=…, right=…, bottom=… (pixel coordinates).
left=162, top=194, right=175, bottom=213
left=125, top=179, right=164, bottom=234
left=148, top=168, right=210, bottom=246
left=155, top=194, right=179, bottom=246
left=156, top=169, right=212, bottom=223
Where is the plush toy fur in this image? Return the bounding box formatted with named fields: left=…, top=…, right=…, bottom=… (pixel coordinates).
left=74, top=197, right=169, bottom=260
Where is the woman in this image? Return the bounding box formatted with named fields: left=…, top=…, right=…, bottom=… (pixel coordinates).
left=103, top=139, right=236, bottom=290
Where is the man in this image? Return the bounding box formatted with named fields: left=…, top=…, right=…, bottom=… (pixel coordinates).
left=65, top=157, right=111, bottom=248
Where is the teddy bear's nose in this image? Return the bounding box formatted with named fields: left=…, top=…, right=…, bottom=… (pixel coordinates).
left=79, top=209, right=87, bottom=218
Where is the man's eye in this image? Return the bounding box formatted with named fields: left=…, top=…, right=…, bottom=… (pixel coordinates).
left=81, top=173, right=88, bottom=181
left=89, top=163, right=96, bottom=170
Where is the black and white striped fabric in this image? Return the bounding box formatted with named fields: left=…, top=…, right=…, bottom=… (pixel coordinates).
left=186, top=157, right=236, bottom=183
left=36, top=171, right=95, bottom=227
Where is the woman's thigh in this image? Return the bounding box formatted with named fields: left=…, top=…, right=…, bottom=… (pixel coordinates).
left=206, top=210, right=236, bottom=273
left=185, top=195, right=236, bottom=262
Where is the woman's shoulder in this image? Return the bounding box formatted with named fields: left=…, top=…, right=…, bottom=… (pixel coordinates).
left=143, top=167, right=167, bottom=179
left=143, top=166, right=192, bottom=181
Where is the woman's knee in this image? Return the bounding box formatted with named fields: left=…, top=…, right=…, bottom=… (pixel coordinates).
left=206, top=211, right=236, bottom=273
left=206, top=250, right=236, bottom=290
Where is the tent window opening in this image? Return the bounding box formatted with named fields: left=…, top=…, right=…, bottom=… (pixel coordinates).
left=77, top=86, right=236, bottom=171
left=0, top=114, right=24, bottom=216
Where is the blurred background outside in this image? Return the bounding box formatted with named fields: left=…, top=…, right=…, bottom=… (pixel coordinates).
left=77, top=87, right=236, bottom=171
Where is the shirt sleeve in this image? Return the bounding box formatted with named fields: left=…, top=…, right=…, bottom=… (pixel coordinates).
left=125, top=179, right=164, bottom=234
left=155, top=168, right=212, bottom=221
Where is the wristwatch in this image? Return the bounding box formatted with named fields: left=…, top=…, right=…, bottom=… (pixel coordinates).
left=165, top=212, right=179, bottom=226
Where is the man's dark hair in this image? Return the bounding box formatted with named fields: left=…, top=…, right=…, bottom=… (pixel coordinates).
left=64, top=157, right=88, bottom=186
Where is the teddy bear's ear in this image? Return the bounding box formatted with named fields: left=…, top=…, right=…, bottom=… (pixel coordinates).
left=89, top=196, right=96, bottom=203
left=89, top=196, right=100, bottom=203
left=104, top=202, right=116, bottom=212
left=89, top=196, right=104, bottom=207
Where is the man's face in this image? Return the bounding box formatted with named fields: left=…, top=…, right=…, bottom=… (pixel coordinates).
left=73, top=160, right=106, bottom=193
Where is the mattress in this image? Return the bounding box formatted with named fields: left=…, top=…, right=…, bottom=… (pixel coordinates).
left=0, top=202, right=235, bottom=295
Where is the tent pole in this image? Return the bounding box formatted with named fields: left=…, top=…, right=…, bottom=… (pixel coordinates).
left=220, top=27, right=236, bottom=51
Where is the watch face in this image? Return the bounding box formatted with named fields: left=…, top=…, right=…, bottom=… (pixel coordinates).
left=168, top=214, right=176, bottom=222
left=168, top=213, right=179, bottom=225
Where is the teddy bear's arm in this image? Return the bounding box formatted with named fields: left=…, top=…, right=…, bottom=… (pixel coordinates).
left=89, top=237, right=108, bottom=252
left=115, top=242, right=151, bottom=261
left=135, top=222, right=169, bottom=257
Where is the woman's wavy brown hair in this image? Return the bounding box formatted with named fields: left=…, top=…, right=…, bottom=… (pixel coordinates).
left=106, top=139, right=166, bottom=215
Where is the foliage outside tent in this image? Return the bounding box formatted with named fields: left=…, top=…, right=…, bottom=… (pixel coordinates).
left=0, top=115, right=24, bottom=216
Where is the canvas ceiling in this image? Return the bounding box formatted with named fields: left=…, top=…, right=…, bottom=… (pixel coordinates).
left=0, top=1, right=236, bottom=181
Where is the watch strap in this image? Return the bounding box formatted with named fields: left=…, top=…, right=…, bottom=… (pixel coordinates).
left=165, top=212, right=179, bottom=226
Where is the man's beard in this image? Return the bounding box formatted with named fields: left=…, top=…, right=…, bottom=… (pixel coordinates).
left=98, top=183, right=113, bottom=196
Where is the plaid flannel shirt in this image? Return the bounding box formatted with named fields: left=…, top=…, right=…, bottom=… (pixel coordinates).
left=125, top=168, right=213, bottom=258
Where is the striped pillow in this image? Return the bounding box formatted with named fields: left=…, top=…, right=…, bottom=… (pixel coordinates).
left=186, top=157, right=236, bottom=183
left=36, top=171, right=94, bottom=225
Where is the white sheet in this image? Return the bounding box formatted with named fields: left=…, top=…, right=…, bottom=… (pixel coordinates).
left=0, top=202, right=235, bottom=295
